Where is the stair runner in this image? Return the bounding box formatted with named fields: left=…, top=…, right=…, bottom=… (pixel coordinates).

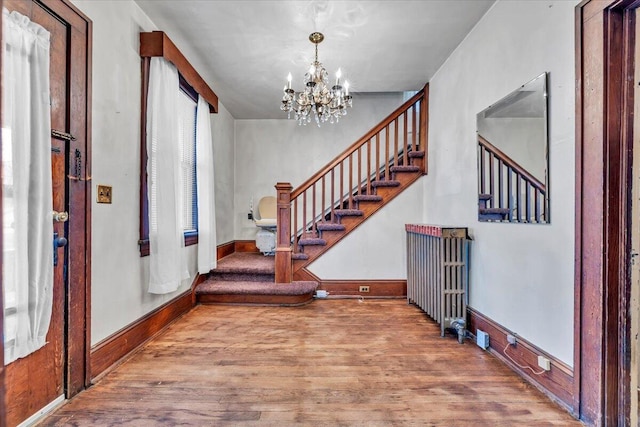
left=196, top=252, right=317, bottom=305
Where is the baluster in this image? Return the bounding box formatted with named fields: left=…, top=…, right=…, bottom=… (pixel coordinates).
left=331, top=168, right=335, bottom=222
left=376, top=133, right=381, bottom=181
left=367, top=139, right=372, bottom=194
left=525, top=183, right=531, bottom=223
left=507, top=167, right=513, bottom=222
left=403, top=112, right=408, bottom=166
left=488, top=152, right=494, bottom=207
left=479, top=144, right=485, bottom=195
left=302, top=190, right=307, bottom=233
left=534, top=187, right=540, bottom=223
left=385, top=125, right=390, bottom=180
left=312, top=182, right=316, bottom=233
left=348, top=154, right=353, bottom=208
left=394, top=118, right=399, bottom=166
left=293, top=198, right=298, bottom=253
left=357, top=147, right=362, bottom=197
left=340, top=161, right=344, bottom=209
left=321, top=175, right=326, bottom=223
left=516, top=175, right=521, bottom=222
left=497, top=159, right=503, bottom=209
left=411, top=104, right=417, bottom=152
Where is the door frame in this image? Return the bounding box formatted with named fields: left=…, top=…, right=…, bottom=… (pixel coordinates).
left=576, top=0, right=639, bottom=425
left=0, top=0, right=92, bottom=420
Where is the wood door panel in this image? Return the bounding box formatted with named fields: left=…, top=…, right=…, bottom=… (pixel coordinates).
left=3, top=2, right=68, bottom=425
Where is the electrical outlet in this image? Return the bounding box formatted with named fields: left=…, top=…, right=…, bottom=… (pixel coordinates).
left=537, top=355, right=551, bottom=371
left=476, top=329, right=489, bottom=350
left=507, top=334, right=517, bottom=345
left=359, top=285, right=370, bottom=293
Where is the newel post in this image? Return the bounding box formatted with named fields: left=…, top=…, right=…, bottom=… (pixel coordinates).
left=420, top=83, right=429, bottom=174
left=275, top=182, right=293, bottom=283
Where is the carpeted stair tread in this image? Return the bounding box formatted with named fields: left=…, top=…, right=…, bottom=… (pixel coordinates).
left=391, top=165, right=421, bottom=173
left=408, top=151, right=425, bottom=158
left=316, top=222, right=346, bottom=231
left=480, top=207, right=510, bottom=215
left=298, top=237, right=326, bottom=246
left=213, top=252, right=274, bottom=275
left=334, top=209, right=364, bottom=217
left=479, top=194, right=493, bottom=201
left=371, top=180, right=401, bottom=188
left=353, top=195, right=383, bottom=202
left=196, top=280, right=318, bottom=296
left=291, top=252, right=309, bottom=260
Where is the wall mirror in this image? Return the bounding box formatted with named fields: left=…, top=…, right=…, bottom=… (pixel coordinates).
left=477, top=72, right=549, bottom=224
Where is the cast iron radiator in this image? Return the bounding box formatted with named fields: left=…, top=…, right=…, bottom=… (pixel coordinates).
left=405, top=224, right=470, bottom=342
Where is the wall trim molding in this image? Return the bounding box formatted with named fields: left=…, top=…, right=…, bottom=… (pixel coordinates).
left=216, top=241, right=235, bottom=260
left=234, top=240, right=259, bottom=253
left=319, top=279, right=407, bottom=298
left=467, top=307, right=574, bottom=413
left=89, top=277, right=201, bottom=380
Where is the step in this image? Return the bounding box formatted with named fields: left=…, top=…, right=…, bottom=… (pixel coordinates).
left=291, top=252, right=309, bottom=261
left=208, top=271, right=274, bottom=283
left=298, top=237, right=327, bottom=247
left=353, top=194, right=383, bottom=203
left=333, top=209, right=364, bottom=217
left=408, top=151, right=425, bottom=158
left=316, top=222, right=346, bottom=232
left=371, top=180, right=401, bottom=188
left=479, top=207, right=510, bottom=221
left=478, top=194, right=493, bottom=201
left=390, top=165, right=420, bottom=174
left=196, top=280, right=318, bottom=306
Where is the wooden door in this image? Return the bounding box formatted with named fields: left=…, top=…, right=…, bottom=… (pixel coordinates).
left=2, top=1, right=91, bottom=425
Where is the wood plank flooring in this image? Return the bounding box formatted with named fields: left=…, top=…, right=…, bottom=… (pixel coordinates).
left=41, top=300, right=582, bottom=426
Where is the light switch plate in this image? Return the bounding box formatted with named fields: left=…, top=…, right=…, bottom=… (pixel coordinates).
left=97, top=185, right=112, bottom=204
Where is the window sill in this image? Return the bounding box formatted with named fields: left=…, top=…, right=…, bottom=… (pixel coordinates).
left=139, top=232, right=198, bottom=257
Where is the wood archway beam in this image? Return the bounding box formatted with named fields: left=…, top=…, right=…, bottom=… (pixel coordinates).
left=140, top=31, right=218, bottom=113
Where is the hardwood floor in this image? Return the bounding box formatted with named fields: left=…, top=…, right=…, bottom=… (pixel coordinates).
left=41, top=300, right=581, bottom=426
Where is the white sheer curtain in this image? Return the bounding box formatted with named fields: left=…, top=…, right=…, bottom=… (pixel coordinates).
left=2, top=9, right=53, bottom=364
left=196, top=96, right=216, bottom=274
left=147, top=57, right=188, bottom=294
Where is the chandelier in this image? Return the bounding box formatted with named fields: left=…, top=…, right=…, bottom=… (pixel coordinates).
left=280, top=32, right=353, bottom=126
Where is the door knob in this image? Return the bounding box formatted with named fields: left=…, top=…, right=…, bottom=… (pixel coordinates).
left=53, top=233, right=67, bottom=266
left=53, top=210, right=69, bottom=222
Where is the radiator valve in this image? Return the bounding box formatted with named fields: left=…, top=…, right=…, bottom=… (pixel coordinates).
left=450, top=319, right=466, bottom=344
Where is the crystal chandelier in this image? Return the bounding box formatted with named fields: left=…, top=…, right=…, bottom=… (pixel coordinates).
left=280, top=32, right=353, bottom=126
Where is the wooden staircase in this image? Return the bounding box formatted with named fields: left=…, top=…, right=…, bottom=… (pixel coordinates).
left=274, top=86, right=429, bottom=283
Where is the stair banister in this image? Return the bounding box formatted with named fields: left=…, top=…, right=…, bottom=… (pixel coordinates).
left=291, top=89, right=426, bottom=199
left=275, top=182, right=293, bottom=283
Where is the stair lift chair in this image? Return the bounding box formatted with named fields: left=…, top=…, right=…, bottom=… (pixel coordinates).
left=253, top=196, right=277, bottom=256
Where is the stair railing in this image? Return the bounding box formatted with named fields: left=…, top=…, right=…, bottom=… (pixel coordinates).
left=275, top=86, right=429, bottom=283
left=477, top=135, right=547, bottom=223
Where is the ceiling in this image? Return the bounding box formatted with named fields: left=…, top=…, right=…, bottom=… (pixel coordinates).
left=134, top=0, right=495, bottom=119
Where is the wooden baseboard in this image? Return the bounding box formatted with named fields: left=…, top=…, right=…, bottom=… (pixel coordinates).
left=235, top=240, right=259, bottom=253
left=90, top=281, right=197, bottom=380
left=319, top=279, right=406, bottom=298
left=467, top=307, right=574, bottom=413
left=216, top=241, right=235, bottom=260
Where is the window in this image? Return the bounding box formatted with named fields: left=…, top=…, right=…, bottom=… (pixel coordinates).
left=178, top=79, right=198, bottom=235
left=139, top=32, right=219, bottom=257
left=140, top=74, right=200, bottom=255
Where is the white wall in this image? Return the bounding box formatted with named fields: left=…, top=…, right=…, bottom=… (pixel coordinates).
left=234, top=92, right=406, bottom=240
left=426, top=0, right=576, bottom=365
left=308, top=179, right=425, bottom=279
left=212, top=103, right=236, bottom=245
left=71, top=0, right=234, bottom=344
